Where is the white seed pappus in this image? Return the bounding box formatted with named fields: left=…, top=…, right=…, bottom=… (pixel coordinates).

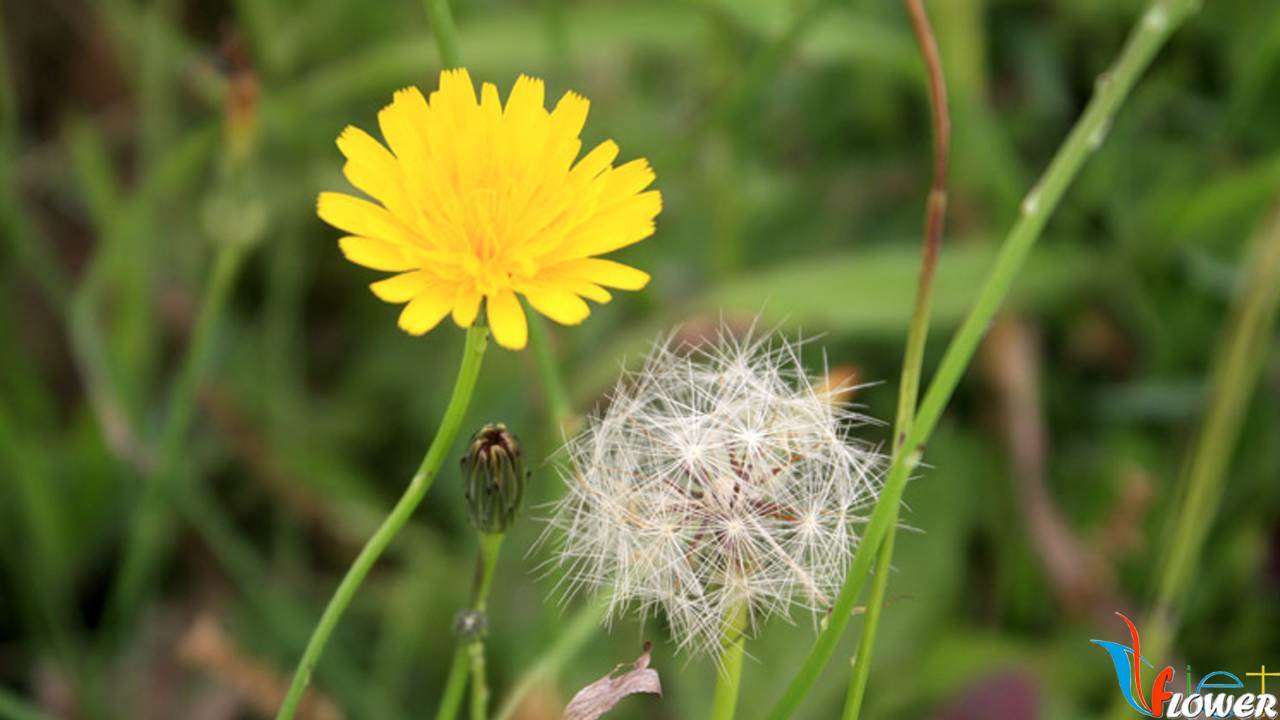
left=544, top=328, right=885, bottom=655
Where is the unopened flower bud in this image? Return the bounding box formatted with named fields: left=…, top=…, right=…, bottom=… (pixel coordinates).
left=462, top=423, right=527, bottom=535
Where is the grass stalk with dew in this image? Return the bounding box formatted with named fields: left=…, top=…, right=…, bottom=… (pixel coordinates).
left=765, top=0, right=1202, bottom=716
left=275, top=323, right=489, bottom=720
left=842, top=1, right=950, bottom=718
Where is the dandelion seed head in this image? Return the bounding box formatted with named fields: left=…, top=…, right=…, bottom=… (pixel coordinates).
left=543, top=325, right=885, bottom=655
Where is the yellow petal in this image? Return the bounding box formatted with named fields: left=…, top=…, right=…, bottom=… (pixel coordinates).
left=398, top=284, right=454, bottom=335
left=337, top=126, right=397, bottom=174
left=521, top=285, right=591, bottom=325
left=379, top=88, right=428, bottom=160
left=557, top=258, right=650, bottom=290
left=339, top=236, right=418, bottom=271
left=562, top=190, right=661, bottom=256
left=504, top=75, right=546, bottom=122
left=565, top=279, right=611, bottom=304
left=320, top=191, right=447, bottom=256
left=452, top=286, right=482, bottom=327
left=487, top=289, right=528, bottom=350
left=548, top=91, right=589, bottom=144
left=342, top=159, right=411, bottom=219
left=370, top=270, right=432, bottom=303
left=318, top=192, right=401, bottom=239
left=433, top=68, right=478, bottom=129
left=337, top=125, right=412, bottom=219
left=571, top=141, right=620, bottom=182
left=541, top=91, right=590, bottom=173
left=604, top=158, right=656, bottom=198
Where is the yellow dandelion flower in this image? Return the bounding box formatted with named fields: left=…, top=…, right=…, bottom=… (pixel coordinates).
left=318, top=69, right=661, bottom=350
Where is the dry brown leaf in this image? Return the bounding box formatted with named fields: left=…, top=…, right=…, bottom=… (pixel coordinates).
left=563, top=642, right=662, bottom=720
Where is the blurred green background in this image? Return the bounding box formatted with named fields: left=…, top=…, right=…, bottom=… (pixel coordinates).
left=2, top=0, right=1279, bottom=718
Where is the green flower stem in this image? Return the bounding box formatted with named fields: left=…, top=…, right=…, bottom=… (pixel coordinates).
left=275, top=323, right=489, bottom=720
left=539, top=0, right=571, bottom=77
left=438, top=646, right=471, bottom=720
left=107, top=243, right=246, bottom=622
left=842, top=2, right=949, bottom=718
left=840, top=530, right=895, bottom=720
left=436, top=531, right=506, bottom=720
left=526, top=312, right=574, bottom=432
left=425, top=0, right=462, bottom=70
left=709, top=604, right=748, bottom=720
left=492, top=599, right=607, bottom=720
left=765, top=2, right=1198, bottom=718
left=470, top=533, right=504, bottom=720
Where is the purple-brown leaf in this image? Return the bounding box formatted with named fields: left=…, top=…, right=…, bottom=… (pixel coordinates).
left=563, top=642, right=662, bottom=720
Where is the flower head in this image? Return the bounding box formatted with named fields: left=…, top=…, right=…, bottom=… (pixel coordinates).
left=319, top=70, right=661, bottom=349
left=544, top=326, right=884, bottom=655
left=462, top=423, right=528, bottom=535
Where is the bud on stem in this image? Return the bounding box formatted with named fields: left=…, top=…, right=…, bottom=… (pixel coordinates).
left=462, top=423, right=527, bottom=535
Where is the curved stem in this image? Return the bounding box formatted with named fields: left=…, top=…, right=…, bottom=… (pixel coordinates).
left=708, top=605, right=748, bottom=720
left=842, top=2, right=948, bottom=718
left=275, top=324, right=489, bottom=720
left=765, top=1, right=1198, bottom=717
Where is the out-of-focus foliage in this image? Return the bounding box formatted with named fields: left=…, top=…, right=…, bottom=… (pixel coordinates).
left=1, top=0, right=1278, bottom=718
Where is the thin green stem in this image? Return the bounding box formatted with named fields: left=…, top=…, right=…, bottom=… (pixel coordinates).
left=709, top=604, right=748, bottom=720
left=436, top=532, right=505, bottom=720
left=840, top=531, right=895, bottom=720
left=526, top=312, right=574, bottom=432
left=275, top=324, right=490, bottom=720
left=539, top=0, right=571, bottom=77
left=468, top=641, right=488, bottom=720
left=842, top=2, right=949, bottom=718
left=107, top=244, right=246, bottom=623
left=438, top=646, right=471, bottom=720
left=470, top=533, right=504, bottom=720
left=425, top=0, right=462, bottom=70
left=765, top=2, right=1198, bottom=717
left=492, top=600, right=607, bottom=720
